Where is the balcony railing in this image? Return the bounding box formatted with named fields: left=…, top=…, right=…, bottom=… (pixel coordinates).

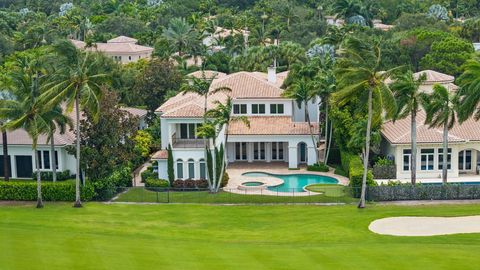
left=172, top=137, right=206, bottom=148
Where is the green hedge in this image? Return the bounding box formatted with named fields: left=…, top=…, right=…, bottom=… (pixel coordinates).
left=145, top=178, right=169, bottom=190
left=32, top=170, right=73, bottom=181
left=141, top=169, right=156, bottom=183
left=92, top=166, right=132, bottom=201
left=0, top=181, right=95, bottom=201
left=307, top=163, right=329, bottom=172
left=341, top=151, right=375, bottom=190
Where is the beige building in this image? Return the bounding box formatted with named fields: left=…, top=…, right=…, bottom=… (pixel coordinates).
left=381, top=70, right=480, bottom=181
left=70, top=36, right=154, bottom=64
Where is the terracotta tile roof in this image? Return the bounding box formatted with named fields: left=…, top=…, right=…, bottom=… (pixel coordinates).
left=107, top=36, right=138, bottom=43
left=70, top=38, right=153, bottom=54
left=228, top=116, right=318, bottom=135
left=121, top=107, right=147, bottom=118
left=156, top=71, right=287, bottom=118
left=382, top=109, right=480, bottom=144
left=152, top=150, right=168, bottom=159
left=373, top=23, right=394, bottom=31
left=414, top=70, right=454, bottom=85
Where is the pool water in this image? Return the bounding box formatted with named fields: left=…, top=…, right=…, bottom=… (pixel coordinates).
left=242, top=181, right=264, bottom=186
left=243, top=172, right=338, bottom=192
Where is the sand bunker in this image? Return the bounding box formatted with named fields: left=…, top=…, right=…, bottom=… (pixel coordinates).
left=369, top=216, right=480, bottom=236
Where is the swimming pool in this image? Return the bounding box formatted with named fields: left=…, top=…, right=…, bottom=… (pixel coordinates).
left=242, top=172, right=338, bottom=192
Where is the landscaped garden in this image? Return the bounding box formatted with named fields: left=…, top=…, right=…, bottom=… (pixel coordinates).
left=1, top=202, right=480, bottom=269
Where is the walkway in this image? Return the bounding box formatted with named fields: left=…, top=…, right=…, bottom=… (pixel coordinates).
left=132, top=161, right=150, bottom=187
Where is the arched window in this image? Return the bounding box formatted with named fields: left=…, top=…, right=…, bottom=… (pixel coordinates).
left=199, top=159, right=206, bottom=179
left=176, top=159, right=183, bottom=179
left=188, top=159, right=195, bottom=179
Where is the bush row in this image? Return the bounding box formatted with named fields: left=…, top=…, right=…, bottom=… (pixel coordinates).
left=172, top=179, right=209, bottom=189
left=0, top=181, right=95, bottom=201
left=91, top=166, right=133, bottom=201
left=367, top=184, right=480, bottom=201
left=141, top=168, right=156, bottom=183
left=145, top=178, right=169, bottom=190
left=31, top=170, right=73, bottom=181
left=307, top=163, right=329, bottom=172
left=341, top=151, right=375, bottom=191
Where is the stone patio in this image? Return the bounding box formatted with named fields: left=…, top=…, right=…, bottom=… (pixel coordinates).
left=225, top=162, right=349, bottom=196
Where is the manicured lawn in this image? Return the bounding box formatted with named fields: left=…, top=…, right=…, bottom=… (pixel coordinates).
left=1, top=203, right=480, bottom=269
left=115, top=186, right=357, bottom=203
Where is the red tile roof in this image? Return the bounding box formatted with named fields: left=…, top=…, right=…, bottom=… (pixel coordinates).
left=152, top=150, right=168, bottom=159
left=228, top=116, right=318, bottom=135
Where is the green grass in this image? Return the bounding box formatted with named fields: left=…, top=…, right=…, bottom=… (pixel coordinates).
left=1, top=202, right=480, bottom=269
left=305, top=184, right=346, bottom=197
left=115, top=187, right=357, bottom=203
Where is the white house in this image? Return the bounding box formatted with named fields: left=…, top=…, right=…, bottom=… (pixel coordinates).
left=0, top=107, right=147, bottom=179
left=153, top=69, right=320, bottom=180
left=70, top=36, right=154, bottom=64
left=381, top=70, right=480, bottom=180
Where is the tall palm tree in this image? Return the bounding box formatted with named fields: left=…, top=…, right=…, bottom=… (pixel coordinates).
left=45, top=106, right=72, bottom=182
left=163, top=18, right=197, bottom=57
left=457, top=56, right=480, bottom=122
left=0, top=90, right=16, bottom=181
left=334, top=36, right=397, bottom=208
left=390, top=71, right=426, bottom=185
left=422, top=84, right=457, bottom=184
left=283, top=77, right=317, bottom=160
left=206, top=97, right=250, bottom=191
left=41, top=40, right=107, bottom=208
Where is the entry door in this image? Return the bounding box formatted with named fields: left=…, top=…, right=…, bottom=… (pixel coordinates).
left=0, top=155, right=11, bottom=177
left=271, top=142, right=284, bottom=161
left=16, top=156, right=33, bottom=178
left=299, top=143, right=307, bottom=163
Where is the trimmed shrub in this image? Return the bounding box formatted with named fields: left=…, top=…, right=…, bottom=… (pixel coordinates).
left=145, top=178, right=169, bottom=190
left=196, top=179, right=209, bottom=189
left=92, top=166, right=133, bottom=201
left=141, top=169, right=156, bottom=182
left=221, top=172, right=229, bottom=188
left=184, top=179, right=196, bottom=189
left=307, top=163, right=329, bottom=172
left=0, top=181, right=95, bottom=201
left=172, top=179, right=184, bottom=188
left=373, top=164, right=396, bottom=179
left=32, top=170, right=73, bottom=181
left=367, top=184, right=480, bottom=201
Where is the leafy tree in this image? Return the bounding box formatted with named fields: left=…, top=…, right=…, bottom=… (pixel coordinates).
left=427, top=4, right=449, bottom=21
left=133, top=130, right=153, bottom=159
left=95, top=15, right=148, bottom=38
left=45, top=106, right=72, bottom=182
left=460, top=17, right=480, bottom=42
left=390, top=71, right=426, bottom=185
left=133, top=59, right=182, bottom=121
left=163, top=17, right=199, bottom=57
left=457, top=55, right=480, bottom=121
left=420, top=36, right=474, bottom=76
left=334, top=35, right=397, bottom=208
left=167, top=144, right=174, bottom=185
left=422, top=85, right=458, bottom=184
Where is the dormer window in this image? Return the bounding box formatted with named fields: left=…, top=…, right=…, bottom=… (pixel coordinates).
left=252, top=104, right=265, bottom=114
left=233, top=104, right=247, bottom=114
left=270, top=104, right=284, bottom=114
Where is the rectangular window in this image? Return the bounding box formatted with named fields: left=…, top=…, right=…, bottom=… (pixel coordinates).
left=233, top=104, right=247, bottom=114
left=43, top=151, right=50, bottom=170
left=188, top=123, right=196, bottom=139
left=459, top=150, right=472, bottom=170
left=199, top=161, right=206, bottom=179
left=252, top=104, right=265, bottom=114
left=403, top=149, right=411, bottom=171
left=270, top=104, right=284, bottom=114
left=180, top=124, right=188, bottom=139
left=177, top=162, right=183, bottom=179
left=235, top=142, right=247, bottom=161
left=420, top=149, right=434, bottom=171
left=438, top=148, right=451, bottom=170
left=55, top=151, right=59, bottom=170
left=36, top=151, right=42, bottom=169
left=253, top=142, right=265, bottom=160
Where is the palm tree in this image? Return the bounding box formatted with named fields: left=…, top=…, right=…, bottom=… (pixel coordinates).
left=0, top=90, right=16, bottom=181
left=422, top=84, right=457, bottom=184
left=390, top=71, right=426, bottom=185
left=283, top=78, right=317, bottom=160
left=457, top=56, right=480, bottom=122
left=45, top=106, right=72, bottom=182
left=206, top=97, right=250, bottom=191
left=279, top=41, right=306, bottom=70
left=334, top=36, right=397, bottom=208
left=41, top=40, right=107, bottom=208
left=315, top=69, right=336, bottom=165
left=163, top=18, right=197, bottom=57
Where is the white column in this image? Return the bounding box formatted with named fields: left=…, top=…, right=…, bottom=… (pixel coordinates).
left=247, top=143, right=253, bottom=163
left=307, top=146, right=317, bottom=165
left=266, top=142, right=272, bottom=162
left=11, top=155, right=16, bottom=178
left=288, top=145, right=298, bottom=169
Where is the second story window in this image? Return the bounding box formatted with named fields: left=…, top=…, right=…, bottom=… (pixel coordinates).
left=233, top=104, right=247, bottom=114
left=252, top=104, right=265, bottom=114
left=270, top=104, right=284, bottom=114
left=180, top=123, right=198, bottom=139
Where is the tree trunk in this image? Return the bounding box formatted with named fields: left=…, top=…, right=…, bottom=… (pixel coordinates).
left=34, top=145, right=43, bottom=208
left=305, top=101, right=317, bottom=164
left=359, top=89, right=373, bottom=209
left=2, top=131, right=9, bottom=181
left=323, top=101, right=329, bottom=164
left=325, top=121, right=333, bottom=165
left=411, top=110, right=417, bottom=185
left=73, top=94, right=82, bottom=208
left=203, top=96, right=213, bottom=191
left=50, top=133, right=57, bottom=182
left=216, top=127, right=229, bottom=192
left=442, top=122, right=448, bottom=184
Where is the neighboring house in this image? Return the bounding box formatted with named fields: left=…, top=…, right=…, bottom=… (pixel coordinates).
left=0, top=107, right=147, bottom=179
left=372, top=19, right=394, bottom=31
left=325, top=17, right=393, bottom=30
left=153, top=68, right=320, bottom=180
left=473, top=43, right=480, bottom=52
left=381, top=70, right=480, bottom=180
left=70, top=36, right=154, bottom=64
left=202, top=26, right=249, bottom=52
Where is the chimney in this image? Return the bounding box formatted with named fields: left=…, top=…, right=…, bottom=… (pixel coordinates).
left=267, top=66, right=277, bottom=83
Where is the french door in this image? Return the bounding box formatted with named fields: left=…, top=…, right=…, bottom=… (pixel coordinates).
left=271, top=142, right=284, bottom=161
left=253, top=142, right=266, bottom=160
left=235, top=142, right=247, bottom=161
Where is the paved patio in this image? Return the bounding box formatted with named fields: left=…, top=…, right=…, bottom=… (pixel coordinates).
left=225, top=162, right=349, bottom=196
left=375, top=174, right=480, bottom=185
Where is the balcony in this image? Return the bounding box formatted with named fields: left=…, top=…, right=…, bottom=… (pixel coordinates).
left=172, top=135, right=206, bottom=148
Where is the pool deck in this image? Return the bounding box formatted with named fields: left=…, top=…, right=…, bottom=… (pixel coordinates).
left=375, top=174, right=480, bottom=185
left=225, top=162, right=349, bottom=196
